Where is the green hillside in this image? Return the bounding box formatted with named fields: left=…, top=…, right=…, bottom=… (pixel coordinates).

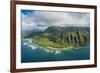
left=31, top=26, right=90, bottom=50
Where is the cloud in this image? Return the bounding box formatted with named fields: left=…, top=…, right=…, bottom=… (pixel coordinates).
left=22, top=10, right=90, bottom=31
left=22, top=13, right=37, bottom=31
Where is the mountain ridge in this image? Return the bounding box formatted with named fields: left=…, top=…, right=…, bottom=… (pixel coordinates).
left=30, top=26, right=90, bottom=50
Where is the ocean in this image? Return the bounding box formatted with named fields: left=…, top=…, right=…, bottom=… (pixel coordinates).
left=21, top=38, right=90, bottom=63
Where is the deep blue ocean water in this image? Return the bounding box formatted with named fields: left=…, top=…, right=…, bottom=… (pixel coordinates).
left=21, top=39, right=90, bottom=63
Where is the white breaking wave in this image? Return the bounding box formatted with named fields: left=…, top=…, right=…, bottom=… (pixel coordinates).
left=23, top=43, right=28, bottom=45
left=28, top=44, right=37, bottom=50
left=55, top=51, right=61, bottom=54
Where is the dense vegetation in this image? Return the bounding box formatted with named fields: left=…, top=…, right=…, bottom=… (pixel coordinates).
left=31, top=26, right=90, bottom=49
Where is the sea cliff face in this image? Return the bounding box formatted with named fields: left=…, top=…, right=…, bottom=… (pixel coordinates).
left=31, top=26, right=90, bottom=50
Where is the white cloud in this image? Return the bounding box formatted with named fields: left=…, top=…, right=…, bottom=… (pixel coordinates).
left=22, top=13, right=37, bottom=31
left=34, top=11, right=90, bottom=27
left=22, top=10, right=90, bottom=31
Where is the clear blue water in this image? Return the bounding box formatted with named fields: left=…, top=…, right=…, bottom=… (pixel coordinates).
left=21, top=39, right=90, bottom=63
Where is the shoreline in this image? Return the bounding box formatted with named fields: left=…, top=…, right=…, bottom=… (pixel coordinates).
left=23, top=38, right=90, bottom=54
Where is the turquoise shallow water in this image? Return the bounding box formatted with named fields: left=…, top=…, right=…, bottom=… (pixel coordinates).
left=21, top=39, right=90, bottom=63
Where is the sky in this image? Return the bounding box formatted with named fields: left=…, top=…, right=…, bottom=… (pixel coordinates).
left=21, top=10, right=90, bottom=31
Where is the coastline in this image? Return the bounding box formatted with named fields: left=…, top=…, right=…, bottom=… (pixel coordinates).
left=23, top=38, right=89, bottom=54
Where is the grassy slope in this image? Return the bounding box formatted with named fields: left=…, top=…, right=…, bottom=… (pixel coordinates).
left=31, top=27, right=90, bottom=49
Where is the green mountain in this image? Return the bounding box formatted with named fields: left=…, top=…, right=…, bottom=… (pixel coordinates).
left=32, top=26, right=90, bottom=50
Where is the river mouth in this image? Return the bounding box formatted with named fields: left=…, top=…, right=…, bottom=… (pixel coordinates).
left=21, top=38, right=90, bottom=63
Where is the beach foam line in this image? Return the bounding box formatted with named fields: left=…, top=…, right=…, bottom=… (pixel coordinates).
left=28, top=44, right=37, bottom=50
